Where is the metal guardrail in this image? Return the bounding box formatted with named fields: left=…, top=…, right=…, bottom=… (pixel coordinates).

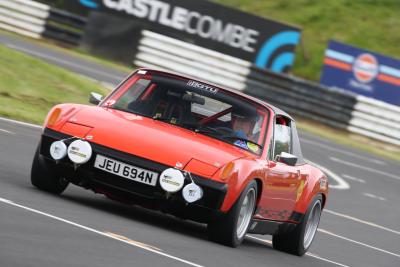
left=0, top=0, right=85, bottom=45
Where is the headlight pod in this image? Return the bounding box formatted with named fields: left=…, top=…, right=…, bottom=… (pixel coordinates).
left=50, top=141, right=67, bottom=160
left=67, top=139, right=92, bottom=164
left=182, top=182, right=203, bottom=203
left=49, top=139, right=93, bottom=165
left=159, top=168, right=185, bottom=193
left=159, top=168, right=204, bottom=203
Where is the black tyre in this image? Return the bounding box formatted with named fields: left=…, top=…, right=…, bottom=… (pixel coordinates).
left=272, top=194, right=323, bottom=256
left=208, top=180, right=257, bottom=247
left=31, top=145, right=69, bottom=194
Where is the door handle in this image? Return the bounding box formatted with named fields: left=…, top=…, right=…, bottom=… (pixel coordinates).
left=296, top=170, right=301, bottom=178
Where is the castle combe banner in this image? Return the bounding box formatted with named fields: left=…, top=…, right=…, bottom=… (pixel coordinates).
left=67, top=0, right=301, bottom=73
left=321, top=41, right=400, bottom=106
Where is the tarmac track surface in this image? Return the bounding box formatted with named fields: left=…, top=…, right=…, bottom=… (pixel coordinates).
left=1, top=33, right=400, bottom=267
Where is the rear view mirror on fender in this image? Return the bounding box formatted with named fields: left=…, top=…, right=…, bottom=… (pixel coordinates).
left=275, top=152, right=298, bottom=166
left=89, top=92, right=103, bottom=105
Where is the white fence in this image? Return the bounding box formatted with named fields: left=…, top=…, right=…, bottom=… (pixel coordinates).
left=348, top=96, right=400, bottom=145
left=134, top=30, right=251, bottom=91
left=0, top=0, right=49, bottom=39
left=1, top=0, right=85, bottom=45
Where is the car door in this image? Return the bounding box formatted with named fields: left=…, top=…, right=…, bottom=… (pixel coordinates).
left=255, top=117, right=305, bottom=221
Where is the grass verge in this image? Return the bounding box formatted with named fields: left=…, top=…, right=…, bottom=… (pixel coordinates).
left=0, top=44, right=108, bottom=124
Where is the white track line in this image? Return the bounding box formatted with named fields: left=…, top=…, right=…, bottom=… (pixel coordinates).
left=5, top=43, right=123, bottom=81
left=0, top=197, right=203, bottom=267
left=341, top=174, right=366, bottom=183
left=301, top=138, right=387, bottom=166
left=306, top=159, right=350, bottom=190
left=363, top=193, right=386, bottom=201
left=318, top=228, right=400, bottom=259
left=330, top=157, right=399, bottom=181
left=246, top=235, right=350, bottom=267
left=306, top=253, right=350, bottom=267
left=0, top=128, right=14, bottom=134
left=325, top=209, right=400, bottom=236
left=0, top=117, right=41, bottom=129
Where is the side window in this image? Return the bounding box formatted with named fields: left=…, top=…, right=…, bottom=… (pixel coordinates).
left=273, top=117, right=291, bottom=159
left=291, top=122, right=305, bottom=165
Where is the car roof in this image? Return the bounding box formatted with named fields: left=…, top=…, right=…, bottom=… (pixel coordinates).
left=138, top=68, right=294, bottom=121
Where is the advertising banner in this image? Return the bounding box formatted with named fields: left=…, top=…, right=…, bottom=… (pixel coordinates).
left=62, top=0, right=301, bottom=73
left=320, top=40, right=400, bottom=106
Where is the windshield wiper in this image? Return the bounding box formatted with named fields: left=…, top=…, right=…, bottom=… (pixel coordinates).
left=152, top=115, right=170, bottom=122
left=108, top=107, right=153, bottom=119
left=222, top=135, right=263, bottom=149
left=178, top=122, right=221, bottom=136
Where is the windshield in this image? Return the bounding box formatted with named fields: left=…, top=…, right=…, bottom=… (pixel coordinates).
left=105, top=72, right=268, bottom=154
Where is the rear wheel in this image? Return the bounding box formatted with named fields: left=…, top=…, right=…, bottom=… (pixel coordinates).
left=272, top=194, right=322, bottom=256
left=208, top=180, right=257, bottom=247
left=31, top=145, right=69, bottom=194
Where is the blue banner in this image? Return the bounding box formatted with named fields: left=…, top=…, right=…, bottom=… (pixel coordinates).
left=320, top=40, right=400, bottom=106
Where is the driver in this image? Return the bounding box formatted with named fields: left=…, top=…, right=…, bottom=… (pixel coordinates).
left=231, top=112, right=258, bottom=142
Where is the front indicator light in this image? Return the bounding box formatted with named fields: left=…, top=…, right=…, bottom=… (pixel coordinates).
left=220, top=162, right=235, bottom=180
left=47, top=108, right=61, bottom=127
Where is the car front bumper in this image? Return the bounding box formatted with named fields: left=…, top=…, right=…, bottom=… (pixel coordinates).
left=40, top=128, right=228, bottom=222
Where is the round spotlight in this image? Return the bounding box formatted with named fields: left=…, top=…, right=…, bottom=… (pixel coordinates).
left=182, top=182, right=203, bottom=203
left=67, top=140, right=92, bottom=164
left=49, top=141, right=67, bottom=160
left=159, top=168, right=185, bottom=193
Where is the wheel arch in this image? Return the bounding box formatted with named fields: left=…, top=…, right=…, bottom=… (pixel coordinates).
left=254, top=177, right=263, bottom=206
left=321, top=192, right=327, bottom=209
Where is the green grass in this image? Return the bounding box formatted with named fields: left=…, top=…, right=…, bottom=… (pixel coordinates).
left=0, top=44, right=109, bottom=124
left=214, top=0, right=400, bottom=80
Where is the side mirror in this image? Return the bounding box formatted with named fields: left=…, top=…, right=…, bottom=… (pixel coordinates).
left=275, top=152, right=297, bottom=166
left=89, top=92, right=103, bottom=105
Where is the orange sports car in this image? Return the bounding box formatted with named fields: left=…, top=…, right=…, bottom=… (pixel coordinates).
left=31, top=69, right=328, bottom=255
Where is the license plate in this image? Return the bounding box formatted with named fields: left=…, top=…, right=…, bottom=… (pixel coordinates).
left=94, top=155, right=158, bottom=186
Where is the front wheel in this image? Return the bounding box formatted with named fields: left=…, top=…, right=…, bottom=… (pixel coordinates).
left=272, top=194, right=323, bottom=256
left=207, top=180, right=257, bottom=247
left=31, top=145, right=69, bottom=194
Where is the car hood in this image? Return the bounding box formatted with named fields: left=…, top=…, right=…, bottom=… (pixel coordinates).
left=61, top=106, right=251, bottom=176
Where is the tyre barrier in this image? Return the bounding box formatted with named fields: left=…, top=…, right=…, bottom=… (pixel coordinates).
left=0, top=0, right=85, bottom=45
